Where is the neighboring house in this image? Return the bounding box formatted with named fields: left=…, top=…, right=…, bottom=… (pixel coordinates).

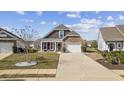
left=25, top=41, right=34, bottom=48
left=98, top=25, right=124, bottom=51
left=0, top=28, right=27, bottom=54
left=39, top=24, right=83, bottom=53
left=86, top=41, right=93, bottom=47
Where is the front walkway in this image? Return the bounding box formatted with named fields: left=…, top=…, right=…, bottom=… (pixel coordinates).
left=56, top=53, right=123, bottom=80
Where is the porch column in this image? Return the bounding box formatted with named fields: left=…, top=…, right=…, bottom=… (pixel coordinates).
left=46, top=42, right=48, bottom=51
left=54, top=42, right=56, bottom=52
left=123, top=41, right=124, bottom=50
left=41, top=41, right=42, bottom=52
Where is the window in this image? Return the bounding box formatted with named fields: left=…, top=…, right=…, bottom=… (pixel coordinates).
left=50, top=43, right=55, bottom=50
left=42, top=42, right=47, bottom=50
left=59, top=30, right=64, bottom=38
left=117, top=42, right=123, bottom=49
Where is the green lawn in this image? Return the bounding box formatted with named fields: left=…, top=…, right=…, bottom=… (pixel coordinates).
left=0, top=52, right=59, bottom=70
left=86, top=47, right=97, bottom=52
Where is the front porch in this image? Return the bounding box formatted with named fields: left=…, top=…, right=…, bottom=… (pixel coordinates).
left=106, top=41, right=124, bottom=51
left=41, top=42, right=62, bottom=52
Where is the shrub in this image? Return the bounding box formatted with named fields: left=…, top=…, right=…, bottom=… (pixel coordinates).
left=101, top=51, right=124, bottom=64
left=82, top=46, right=87, bottom=52
left=13, top=47, right=17, bottom=53
left=101, top=51, right=108, bottom=57
left=13, top=47, right=25, bottom=53
left=61, top=46, right=66, bottom=52
left=81, top=43, right=87, bottom=52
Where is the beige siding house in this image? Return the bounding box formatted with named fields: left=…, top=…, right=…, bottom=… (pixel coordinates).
left=39, top=24, right=83, bottom=53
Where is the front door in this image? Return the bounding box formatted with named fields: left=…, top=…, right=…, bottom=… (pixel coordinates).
left=108, top=43, right=114, bottom=51
left=56, top=43, right=62, bottom=51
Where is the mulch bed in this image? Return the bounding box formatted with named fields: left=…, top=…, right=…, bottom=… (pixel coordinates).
left=85, top=52, right=124, bottom=70
left=96, top=59, right=124, bottom=70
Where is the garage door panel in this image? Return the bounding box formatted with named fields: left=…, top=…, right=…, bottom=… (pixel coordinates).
left=0, top=42, right=13, bottom=53
left=66, top=44, right=81, bottom=53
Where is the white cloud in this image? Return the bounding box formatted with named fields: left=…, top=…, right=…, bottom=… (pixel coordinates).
left=66, top=12, right=81, bottom=18
left=20, top=19, right=34, bottom=23
left=118, top=15, right=124, bottom=20
left=58, top=11, right=66, bottom=14
left=107, top=16, right=113, bottom=20
left=36, top=11, right=43, bottom=16
left=16, top=11, right=25, bottom=15
left=66, top=23, right=99, bottom=35
left=95, top=11, right=100, bottom=14
left=40, top=21, right=57, bottom=25
left=58, top=11, right=81, bottom=18
left=66, top=18, right=102, bottom=34
left=103, top=21, right=115, bottom=27
left=40, top=21, right=47, bottom=25
left=80, top=18, right=102, bottom=25
left=52, top=22, right=57, bottom=25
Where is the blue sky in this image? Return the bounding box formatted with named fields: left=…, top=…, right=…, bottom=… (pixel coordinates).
left=1, top=11, right=124, bottom=40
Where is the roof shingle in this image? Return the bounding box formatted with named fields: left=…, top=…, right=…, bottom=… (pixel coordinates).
left=100, top=27, right=124, bottom=41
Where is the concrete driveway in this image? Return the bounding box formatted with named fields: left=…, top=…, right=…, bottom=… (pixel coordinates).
left=56, top=53, right=123, bottom=80
left=0, top=53, right=12, bottom=60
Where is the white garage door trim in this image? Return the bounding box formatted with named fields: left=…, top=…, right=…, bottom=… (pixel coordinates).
left=0, top=42, right=14, bottom=54
left=66, top=44, right=81, bottom=53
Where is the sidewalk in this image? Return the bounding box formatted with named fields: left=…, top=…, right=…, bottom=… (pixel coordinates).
left=0, top=69, right=56, bottom=75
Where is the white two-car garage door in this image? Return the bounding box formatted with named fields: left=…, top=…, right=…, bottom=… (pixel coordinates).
left=66, top=44, right=81, bottom=53
left=0, top=42, right=14, bottom=53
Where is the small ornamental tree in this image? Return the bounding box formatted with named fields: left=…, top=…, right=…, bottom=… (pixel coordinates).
left=12, top=26, right=39, bottom=62
left=81, top=41, right=87, bottom=52
left=91, top=40, right=97, bottom=48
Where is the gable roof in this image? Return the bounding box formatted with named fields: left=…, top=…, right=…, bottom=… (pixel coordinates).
left=0, top=28, right=27, bottom=45
left=53, top=24, right=70, bottom=30
left=66, top=31, right=80, bottom=36
left=43, top=24, right=71, bottom=38
left=0, top=28, right=22, bottom=40
left=62, top=31, right=81, bottom=41
left=100, top=27, right=124, bottom=41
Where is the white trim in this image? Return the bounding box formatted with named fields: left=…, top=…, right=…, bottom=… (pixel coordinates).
left=0, top=38, right=16, bottom=40
left=54, top=42, right=56, bottom=52
left=0, top=30, right=19, bottom=40
left=117, top=42, right=123, bottom=49
left=115, top=26, right=124, bottom=37
left=62, top=34, right=80, bottom=40
left=41, top=41, right=42, bottom=51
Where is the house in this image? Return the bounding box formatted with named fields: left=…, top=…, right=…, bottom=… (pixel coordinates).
left=39, top=24, right=83, bottom=53
left=25, top=40, right=34, bottom=48
left=0, top=28, right=27, bottom=54
left=97, top=25, right=124, bottom=51
left=86, top=40, right=94, bottom=47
